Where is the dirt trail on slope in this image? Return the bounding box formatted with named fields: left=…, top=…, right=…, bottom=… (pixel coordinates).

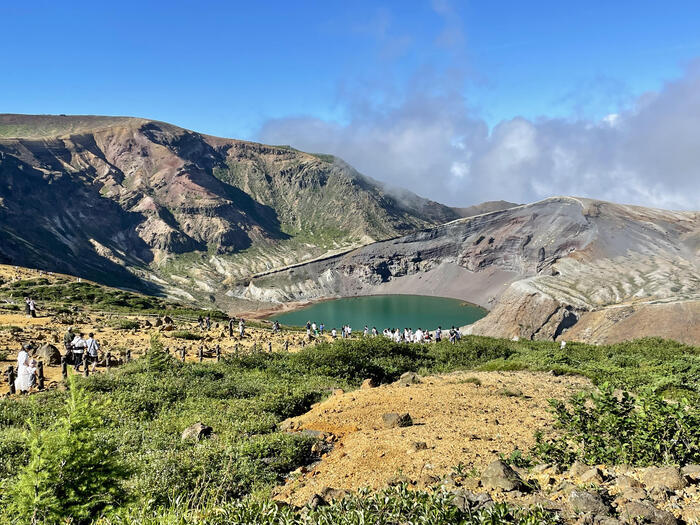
left=275, top=371, right=592, bottom=506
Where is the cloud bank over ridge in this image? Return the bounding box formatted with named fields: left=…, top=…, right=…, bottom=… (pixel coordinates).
left=258, top=61, right=700, bottom=211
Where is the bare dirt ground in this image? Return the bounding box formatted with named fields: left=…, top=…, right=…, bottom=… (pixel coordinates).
left=274, top=370, right=592, bottom=506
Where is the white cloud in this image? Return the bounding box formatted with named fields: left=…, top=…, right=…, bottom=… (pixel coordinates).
left=258, top=61, right=700, bottom=211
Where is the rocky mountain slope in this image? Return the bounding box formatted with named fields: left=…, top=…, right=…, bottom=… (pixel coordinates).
left=0, top=114, right=462, bottom=300
left=241, top=197, right=700, bottom=344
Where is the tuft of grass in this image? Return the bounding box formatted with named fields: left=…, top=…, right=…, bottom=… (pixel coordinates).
left=171, top=331, right=204, bottom=341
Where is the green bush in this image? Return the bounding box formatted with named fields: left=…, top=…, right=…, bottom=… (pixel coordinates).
left=171, top=331, right=203, bottom=341
left=533, top=384, right=700, bottom=467
left=110, top=319, right=140, bottom=330
left=97, top=485, right=560, bottom=524
left=2, top=375, right=129, bottom=524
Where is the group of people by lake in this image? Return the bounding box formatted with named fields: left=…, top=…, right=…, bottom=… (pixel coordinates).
left=302, top=320, right=462, bottom=343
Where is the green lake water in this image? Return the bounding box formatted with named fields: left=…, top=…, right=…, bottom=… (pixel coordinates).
left=272, top=295, right=487, bottom=331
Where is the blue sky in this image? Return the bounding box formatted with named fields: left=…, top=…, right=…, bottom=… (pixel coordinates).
left=2, top=1, right=699, bottom=208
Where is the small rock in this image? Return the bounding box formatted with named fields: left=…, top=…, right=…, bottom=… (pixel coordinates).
left=387, top=473, right=410, bottom=485
left=617, top=487, right=647, bottom=502
left=395, top=371, right=421, bottom=386
left=480, top=460, right=526, bottom=492
left=569, top=490, right=610, bottom=516
left=181, top=422, right=213, bottom=442
left=680, top=503, right=700, bottom=524
left=618, top=500, right=677, bottom=525
left=319, top=486, right=349, bottom=502
left=616, top=475, right=642, bottom=490
left=361, top=378, right=378, bottom=389
left=681, top=464, right=700, bottom=483
left=154, top=318, right=163, bottom=327
left=641, top=467, right=687, bottom=491
left=307, top=494, right=326, bottom=510
left=580, top=467, right=605, bottom=484
left=556, top=480, right=578, bottom=495
left=569, top=461, right=591, bottom=478
left=407, top=441, right=428, bottom=453
left=382, top=412, right=413, bottom=428
left=163, top=315, right=174, bottom=325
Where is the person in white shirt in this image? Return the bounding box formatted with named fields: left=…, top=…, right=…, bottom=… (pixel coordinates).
left=71, top=333, right=87, bottom=371
left=331, top=328, right=337, bottom=339
left=415, top=329, right=424, bottom=343
left=14, top=346, right=32, bottom=393
left=85, top=332, right=100, bottom=372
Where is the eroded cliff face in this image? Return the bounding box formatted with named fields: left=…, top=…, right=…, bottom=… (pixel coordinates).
left=240, top=197, right=700, bottom=344
left=0, top=114, right=461, bottom=298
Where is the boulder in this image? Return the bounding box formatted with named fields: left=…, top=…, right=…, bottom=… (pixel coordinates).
left=318, top=486, right=350, bottom=502
left=163, top=315, right=174, bottom=325
left=641, top=467, right=687, bottom=491
left=569, top=461, right=591, bottom=478
left=154, top=318, right=163, bottom=327
left=681, top=464, right=700, bottom=483
left=680, top=503, right=700, bottom=524
left=616, top=475, right=642, bottom=490
left=579, top=467, right=605, bottom=484
left=181, top=422, right=213, bottom=442
left=382, top=412, right=413, bottom=428
left=619, top=500, right=677, bottom=525
left=395, top=372, right=421, bottom=386
left=361, top=378, right=378, bottom=389
left=568, top=490, right=609, bottom=515
left=34, top=343, right=61, bottom=365
left=480, top=460, right=526, bottom=492
left=144, top=320, right=152, bottom=328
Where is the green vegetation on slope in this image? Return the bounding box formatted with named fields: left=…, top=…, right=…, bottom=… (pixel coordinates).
left=0, top=335, right=697, bottom=523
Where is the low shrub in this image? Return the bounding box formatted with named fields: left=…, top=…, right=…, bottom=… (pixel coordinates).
left=533, top=384, right=700, bottom=467
left=171, top=331, right=203, bottom=341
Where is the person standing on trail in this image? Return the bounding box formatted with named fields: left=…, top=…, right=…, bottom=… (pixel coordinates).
left=86, top=332, right=100, bottom=373
left=228, top=317, right=235, bottom=337
left=14, top=345, right=32, bottom=393
left=273, top=320, right=280, bottom=334
left=435, top=326, right=442, bottom=343
left=205, top=315, right=211, bottom=331
left=238, top=318, right=245, bottom=338
left=28, top=298, right=37, bottom=318
left=319, top=323, right=324, bottom=335
left=331, top=328, right=337, bottom=339
left=71, top=333, right=87, bottom=371
left=306, top=321, right=311, bottom=337
left=197, top=316, right=204, bottom=331
left=311, top=322, right=317, bottom=335
left=24, top=297, right=31, bottom=317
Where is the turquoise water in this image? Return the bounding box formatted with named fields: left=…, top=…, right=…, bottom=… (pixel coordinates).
left=272, top=295, right=487, bottom=331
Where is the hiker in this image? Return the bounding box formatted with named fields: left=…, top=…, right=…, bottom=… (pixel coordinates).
left=415, top=328, right=424, bottom=343
left=435, top=326, right=442, bottom=342
left=197, top=316, right=204, bottom=331
left=71, top=333, right=87, bottom=371
left=63, top=327, right=76, bottom=363
left=86, top=333, right=100, bottom=372
left=273, top=320, right=280, bottom=334
left=372, top=326, right=378, bottom=337
left=363, top=326, right=368, bottom=337
left=228, top=317, right=235, bottom=337
left=331, top=328, right=337, bottom=339
left=305, top=321, right=311, bottom=337
left=238, top=318, right=245, bottom=338
left=24, top=297, right=31, bottom=317
left=205, top=315, right=211, bottom=331
left=312, top=322, right=317, bottom=335
left=28, top=298, right=37, bottom=318
left=319, top=323, right=324, bottom=335
left=14, top=345, right=32, bottom=393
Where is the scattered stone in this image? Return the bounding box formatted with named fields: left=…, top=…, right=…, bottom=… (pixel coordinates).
left=163, top=315, right=174, bottom=325
left=407, top=441, right=428, bottom=453
left=616, top=475, right=642, bottom=490
left=568, top=490, right=610, bottom=516
left=154, top=318, right=163, bottom=327
left=680, top=503, right=700, bottom=524
left=580, top=467, right=605, bottom=484
left=181, top=422, right=213, bottom=442
left=641, top=467, right=687, bottom=491
left=387, top=473, right=410, bottom=486
left=617, top=487, right=647, bottom=502
left=480, top=460, right=526, bottom=492
left=681, top=464, right=700, bottom=483
left=307, top=494, right=327, bottom=510
left=395, top=372, right=421, bottom=386
left=382, top=412, right=413, bottom=428
left=34, top=343, right=61, bottom=365
left=361, top=378, right=378, bottom=389
left=144, top=319, right=152, bottom=328
left=569, top=461, right=591, bottom=478
left=556, top=480, right=578, bottom=496
left=318, top=486, right=349, bottom=502
left=618, top=500, right=677, bottom=525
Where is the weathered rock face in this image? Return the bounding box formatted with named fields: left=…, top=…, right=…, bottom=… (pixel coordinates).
left=0, top=114, right=460, bottom=299
left=243, top=197, right=700, bottom=344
